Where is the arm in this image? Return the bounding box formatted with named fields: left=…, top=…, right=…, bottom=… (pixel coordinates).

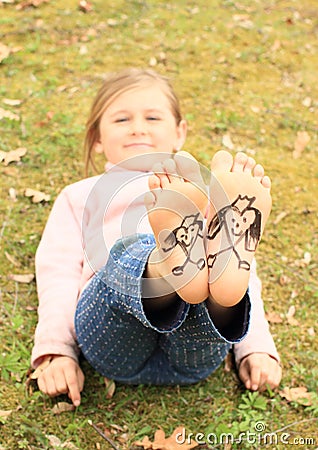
left=32, top=187, right=86, bottom=405
left=234, top=259, right=282, bottom=391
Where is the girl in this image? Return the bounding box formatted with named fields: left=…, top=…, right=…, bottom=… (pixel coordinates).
left=32, top=68, right=281, bottom=407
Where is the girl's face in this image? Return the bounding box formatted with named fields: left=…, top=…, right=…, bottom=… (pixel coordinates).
left=94, top=85, right=187, bottom=170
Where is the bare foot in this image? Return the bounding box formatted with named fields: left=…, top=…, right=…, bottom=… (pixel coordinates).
left=144, top=151, right=209, bottom=304
left=206, top=151, right=272, bottom=306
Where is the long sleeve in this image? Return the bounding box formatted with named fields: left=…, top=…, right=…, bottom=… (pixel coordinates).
left=233, top=259, right=280, bottom=366
left=31, top=187, right=86, bottom=367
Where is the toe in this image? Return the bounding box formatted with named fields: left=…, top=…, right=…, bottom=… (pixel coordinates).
left=253, top=164, right=265, bottom=181
left=210, top=150, right=233, bottom=173
left=174, top=151, right=203, bottom=185
left=261, top=175, right=271, bottom=190
left=148, top=173, right=161, bottom=191
left=144, top=191, right=157, bottom=210
left=152, top=162, right=171, bottom=188
left=231, top=152, right=248, bottom=172
left=243, top=156, right=256, bottom=174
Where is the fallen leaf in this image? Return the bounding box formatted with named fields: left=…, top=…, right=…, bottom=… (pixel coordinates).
left=293, top=131, right=310, bottom=159
left=0, top=43, right=10, bottom=63
left=224, top=352, right=234, bottom=372
left=286, top=305, right=299, bottom=326
left=134, top=426, right=198, bottom=449
left=104, top=377, right=116, bottom=399
left=0, top=410, right=12, bottom=420
left=279, top=386, right=313, bottom=406
left=30, top=357, right=52, bottom=380
left=5, top=251, right=20, bottom=266
left=222, top=134, right=234, bottom=150
left=265, top=311, right=283, bottom=324
left=271, top=39, right=281, bottom=51
left=273, top=211, right=288, bottom=225
left=8, top=187, right=17, bottom=201
left=24, top=188, right=50, bottom=203
left=0, top=107, right=20, bottom=121
left=0, top=147, right=26, bottom=165
left=16, top=0, right=48, bottom=10
left=52, top=402, right=75, bottom=415
left=8, top=273, right=34, bottom=283
left=308, top=327, right=315, bottom=336
left=2, top=98, right=22, bottom=106
left=302, top=96, right=312, bottom=107
left=79, top=0, right=93, bottom=12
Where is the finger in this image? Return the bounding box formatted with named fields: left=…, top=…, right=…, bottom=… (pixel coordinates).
left=249, top=365, right=262, bottom=391
left=238, top=361, right=251, bottom=390
left=65, top=371, right=82, bottom=407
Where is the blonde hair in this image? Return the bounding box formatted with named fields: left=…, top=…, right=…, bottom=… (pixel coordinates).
left=84, top=68, right=183, bottom=175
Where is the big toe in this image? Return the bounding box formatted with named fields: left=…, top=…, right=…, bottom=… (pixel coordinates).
left=210, top=150, right=233, bottom=173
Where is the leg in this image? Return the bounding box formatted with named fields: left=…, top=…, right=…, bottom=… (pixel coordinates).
left=144, top=151, right=209, bottom=304
left=206, top=151, right=272, bottom=307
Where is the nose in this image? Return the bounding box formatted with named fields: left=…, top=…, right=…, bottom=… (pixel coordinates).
left=130, top=117, right=147, bottom=135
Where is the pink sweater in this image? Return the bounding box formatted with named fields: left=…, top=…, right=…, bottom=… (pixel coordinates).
left=32, top=166, right=279, bottom=368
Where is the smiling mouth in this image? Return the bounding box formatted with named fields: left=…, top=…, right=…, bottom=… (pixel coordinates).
left=124, top=143, right=153, bottom=148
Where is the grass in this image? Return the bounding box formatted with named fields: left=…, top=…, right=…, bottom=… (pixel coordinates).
left=0, top=0, right=318, bottom=448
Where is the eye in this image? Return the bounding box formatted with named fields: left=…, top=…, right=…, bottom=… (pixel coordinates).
left=147, top=117, right=159, bottom=121
left=114, top=117, right=129, bottom=123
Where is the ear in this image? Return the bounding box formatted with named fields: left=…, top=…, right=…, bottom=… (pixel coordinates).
left=175, top=119, right=187, bottom=151
left=94, top=140, right=104, bottom=154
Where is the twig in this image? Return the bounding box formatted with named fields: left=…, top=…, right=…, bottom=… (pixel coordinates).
left=88, top=420, right=121, bottom=450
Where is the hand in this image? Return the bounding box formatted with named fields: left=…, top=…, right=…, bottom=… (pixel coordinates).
left=238, top=352, right=282, bottom=392
left=37, top=355, right=85, bottom=407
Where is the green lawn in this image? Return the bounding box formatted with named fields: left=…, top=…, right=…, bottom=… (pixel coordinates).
left=0, top=0, right=317, bottom=448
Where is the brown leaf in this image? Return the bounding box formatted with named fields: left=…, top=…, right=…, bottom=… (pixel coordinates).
left=24, top=188, right=50, bottom=203
left=52, top=402, right=75, bottom=415
left=135, top=426, right=198, bottom=449
left=0, top=409, right=12, bottom=420
left=0, top=147, right=26, bottom=165
left=5, top=251, right=20, bottom=267
left=293, top=131, right=310, bottom=159
left=16, top=0, right=48, bottom=10
left=279, top=386, right=313, bottom=406
left=8, top=273, right=34, bottom=283
left=79, top=0, right=93, bottom=12
left=2, top=98, right=22, bottom=106
left=0, top=43, right=10, bottom=63
left=104, top=377, right=116, bottom=399
left=0, top=107, right=20, bottom=121
left=265, top=311, right=283, bottom=324
left=286, top=305, right=299, bottom=326
left=30, top=357, right=52, bottom=380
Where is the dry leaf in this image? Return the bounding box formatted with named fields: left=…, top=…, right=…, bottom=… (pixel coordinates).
left=265, top=311, right=283, bottom=324
left=224, top=352, right=234, bottom=372
left=135, top=426, right=198, bottom=449
left=308, top=327, right=315, bottom=336
left=24, top=188, right=50, bottom=203
left=5, top=251, right=20, bottom=266
left=273, top=211, right=288, bottom=225
left=0, top=409, right=12, bottom=420
left=52, top=402, right=75, bottom=415
left=293, top=131, right=310, bottom=159
left=16, top=0, right=48, bottom=9
left=104, top=377, right=116, bottom=399
left=3, top=98, right=22, bottom=106
left=222, top=134, right=234, bottom=150
left=286, top=305, right=299, bottom=326
left=79, top=0, right=93, bottom=12
left=30, top=357, right=52, bottom=380
left=0, top=107, right=20, bottom=121
left=0, top=147, right=26, bottom=165
left=0, top=43, right=10, bottom=63
left=279, top=386, right=313, bottom=406
left=8, top=187, right=17, bottom=201
left=8, top=273, right=34, bottom=283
